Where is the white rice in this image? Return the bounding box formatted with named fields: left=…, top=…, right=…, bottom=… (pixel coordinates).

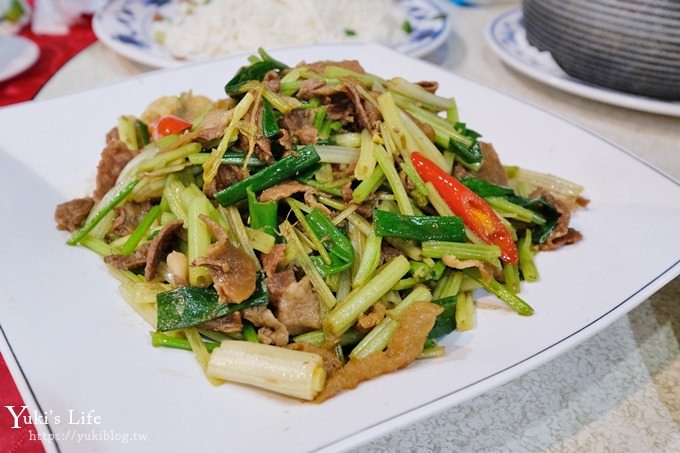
left=154, top=0, right=408, bottom=60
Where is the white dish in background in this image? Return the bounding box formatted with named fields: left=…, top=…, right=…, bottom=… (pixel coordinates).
left=1, top=43, right=679, bottom=453
left=0, top=35, right=39, bottom=82
left=485, top=8, right=680, bottom=117
left=92, top=0, right=450, bottom=68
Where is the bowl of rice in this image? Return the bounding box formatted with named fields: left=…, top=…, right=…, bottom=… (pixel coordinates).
left=522, top=0, right=680, bottom=100
left=93, top=0, right=451, bottom=67
left=154, top=0, right=410, bottom=61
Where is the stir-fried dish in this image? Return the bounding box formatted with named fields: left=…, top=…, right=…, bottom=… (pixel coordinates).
left=55, top=49, right=587, bottom=402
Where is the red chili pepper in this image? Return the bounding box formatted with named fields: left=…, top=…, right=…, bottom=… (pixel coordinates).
left=149, top=115, right=192, bottom=141
left=411, top=152, right=518, bottom=264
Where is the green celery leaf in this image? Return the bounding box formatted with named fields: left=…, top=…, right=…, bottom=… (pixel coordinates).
left=156, top=272, right=268, bottom=332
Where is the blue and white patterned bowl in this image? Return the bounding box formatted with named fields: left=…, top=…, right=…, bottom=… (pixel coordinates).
left=523, top=0, right=680, bottom=101
left=93, top=0, right=450, bottom=68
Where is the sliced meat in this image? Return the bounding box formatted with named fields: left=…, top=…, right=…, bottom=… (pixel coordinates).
left=145, top=219, right=184, bottom=281
left=269, top=274, right=321, bottom=336
left=287, top=342, right=343, bottom=376
left=442, top=255, right=495, bottom=282
left=203, top=163, right=244, bottom=198
left=452, top=161, right=472, bottom=181
left=576, top=196, right=590, bottom=208
left=297, top=79, right=326, bottom=100
left=341, top=181, right=353, bottom=203
left=259, top=180, right=315, bottom=202
left=193, top=225, right=258, bottom=303
left=345, top=83, right=377, bottom=133
left=200, top=312, right=243, bottom=333
left=380, top=245, right=402, bottom=266
left=543, top=228, right=583, bottom=250
left=199, top=107, right=230, bottom=129
left=198, top=214, right=228, bottom=242
left=531, top=189, right=583, bottom=251
left=194, top=108, right=230, bottom=144
left=238, top=104, right=274, bottom=163
left=306, top=83, right=347, bottom=100
left=452, top=142, right=509, bottom=187
left=278, top=128, right=293, bottom=152
left=363, top=97, right=381, bottom=130
left=354, top=201, right=374, bottom=219
left=295, top=126, right=318, bottom=145
left=279, top=108, right=311, bottom=132
left=110, top=200, right=152, bottom=237
left=242, top=306, right=289, bottom=346
left=304, top=190, right=333, bottom=217
left=262, top=244, right=287, bottom=278
left=94, top=128, right=135, bottom=202
left=198, top=213, right=228, bottom=243
left=279, top=109, right=317, bottom=145
left=356, top=303, right=386, bottom=333
left=263, top=69, right=281, bottom=93
left=256, top=136, right=273, bottom=163
left=325, top=95, right=355, bottom=125
left=476, top=142, right=509, bottom=186
left=104, top=243, right=150, bottom=271
left=416, top=80, right=439, bottom=93
left=266, top=268, right=297, bottom=301
left=313, top=301, right=443, bottom=403
left=54, top=197, right=94, bottom=232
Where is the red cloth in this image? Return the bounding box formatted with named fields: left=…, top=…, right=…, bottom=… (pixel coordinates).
left=0, top=14, right=96, bottom=107
left=0, top=354, right=45, bottom=453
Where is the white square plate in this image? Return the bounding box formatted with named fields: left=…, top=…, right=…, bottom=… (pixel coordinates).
left=1, top=43, right=679, bottom=452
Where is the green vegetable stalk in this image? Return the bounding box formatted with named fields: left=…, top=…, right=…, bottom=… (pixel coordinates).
left=373, top=210, right=466, bottom=243
left=247, top=187, right=278, bottom=238
left=224, top=48, right=288, bottom=96
left=119, top=205, right=161, bottom=255
left=151, top=332, right=218, bottom=353
left=306, top=208, right=354, bottom=264
left=215, top=144, right=320, bottom=206
left=325, top=255, right=410, bottom=336
left=67, top=178, right=140, bottom=245
left=462, top=268, right=534, bottom=316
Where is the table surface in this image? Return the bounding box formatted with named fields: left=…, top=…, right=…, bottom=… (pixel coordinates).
left=35, top=2, right=680, bottom=451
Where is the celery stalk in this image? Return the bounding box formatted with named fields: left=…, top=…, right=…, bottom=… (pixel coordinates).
left=203, top=91, right=255, bottom=184
left=349, top=318, right=399, bottom=359
left=462, top=268, right=534, bottom=316
left=351, top=230, right=382, bottom=288
left=423, top=240, right=501, bottom=264
left=325, top=255, right=410, bottom=336
left=519, top=229, right=539, bottom=282
left=386, top=77, right=457, bottom=112
left=119, top=205, right=161, bottom=255
left=373, top=143, right=414, bottom=215
left=352, top=166, right=385, bottom=204
left=455, top=291, right=475, bottom=331
left=186, top=192, right=213, bottom=287
left=354, top=129, right=377, bottom=180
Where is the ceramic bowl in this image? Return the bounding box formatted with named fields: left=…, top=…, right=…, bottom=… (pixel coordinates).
left=522, top=0, right=680, bottom=100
